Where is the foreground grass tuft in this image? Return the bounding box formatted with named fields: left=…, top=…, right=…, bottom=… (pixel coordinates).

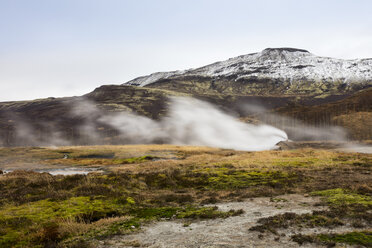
left=311, top=188, right=372, bottom=207
left=292, top=231, right=372, bottom=247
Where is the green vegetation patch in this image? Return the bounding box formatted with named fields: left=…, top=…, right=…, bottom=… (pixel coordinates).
left=311, top=188, right=372, bottom=207
left=76, top=205, right=243, bottom=243
left=0, top=193, right=242, bottom=247
left=0, top=196, right=127, bottom=247
left=194, top=165, right=298, bottom=189
left=51, top=155, right=157, bottom=167
left=318, top=231, right=372, bottom=247
left=112, top=155, right=157, bottom=164
left=141, top=165, right=299, bottom=190
left=75, top=152, right=115, bottom=159
left=292, top=231, right=372, bottom=247
left=131, top=206, right=242, bottom=220
left=86, top=217, right=142, bottom=240
left=0, top=196, right=125, bottom=223
left=249, top=212, right=343, bottom=234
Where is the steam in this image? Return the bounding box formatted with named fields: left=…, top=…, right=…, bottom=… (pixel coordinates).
left=7, top=96, right=353, bottom=150
left=240, top=103, right=347, bottom=141
left=163, top=98, right=287, bottom=150
left=12, top=118, right=70, bottom=146
left=69, top=97, right=288, bottom=151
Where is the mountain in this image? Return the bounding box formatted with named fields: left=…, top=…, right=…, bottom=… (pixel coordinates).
left=124, top=48, right=372, bottom=96
left=0, top=48, right=371, bottom=146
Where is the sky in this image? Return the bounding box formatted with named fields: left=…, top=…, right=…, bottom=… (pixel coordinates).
left=0, top=0, right=372, bottom=101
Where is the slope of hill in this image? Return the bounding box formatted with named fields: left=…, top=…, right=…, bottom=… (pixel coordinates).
left=124, top=48, right=372, bottom=96
left=0, top=48, right=371, bottom=146
left=275, top=88, right=372, bottom=140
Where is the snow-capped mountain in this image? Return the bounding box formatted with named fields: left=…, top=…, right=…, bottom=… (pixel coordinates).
left=123, top=48, right=372, bottom=89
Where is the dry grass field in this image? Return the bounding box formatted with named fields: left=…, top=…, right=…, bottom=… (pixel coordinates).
left=0, top=145, right=371, bottom=247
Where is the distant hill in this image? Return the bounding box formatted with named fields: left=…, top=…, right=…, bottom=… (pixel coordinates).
left=0, top=48, right=371, bottom=146
left=124, top=47, right=372, bottom=96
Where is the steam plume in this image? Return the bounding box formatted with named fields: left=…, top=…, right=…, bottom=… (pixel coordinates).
left=70, top=97, right=287, bottom=151
left=9, top=97, right=291, bottom=150
left=163, top=97, right=287, bottom=150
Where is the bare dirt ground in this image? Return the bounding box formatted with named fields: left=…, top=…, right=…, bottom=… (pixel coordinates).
left=97, top=194, right=360, bottom=248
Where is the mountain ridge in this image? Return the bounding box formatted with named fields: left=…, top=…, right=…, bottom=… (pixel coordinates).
left=0, top=48, right=371, bottom=146
left=123, top=48, right=372, bottom=96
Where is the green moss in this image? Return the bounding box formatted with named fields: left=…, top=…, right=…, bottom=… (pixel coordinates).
left=176, top=206, right=242, bottom=219
left=75, top=152, right=115, bottom=159
left=112, top=155, right=156, bottom=164
left=142, top=165, right=298, bottom=190
left=126, top=197, right=135, bottom=205
left=86, top=218, right=141, bottom=240
left=0, top=230, right=23, bottom=248
left=131, top=206, right=242, bottom=220
left=311, top=188, right=372, bottom=207
left=199, top=166, right=297, bottom=189
left=0, top=195, right=240, bottom=247
left=80, top=205, right=242, bottom=242
left=250, top=212, right=343, bottom=234
left=318, top=231, right=372, bottom=247
left=0, top=197, right=125, bottom=223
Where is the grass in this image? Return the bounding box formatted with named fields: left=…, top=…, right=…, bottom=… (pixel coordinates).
left=317, top=231, right=372, bottom=247
left=292, top=231, right=372, bottom=247
left=311, top=188, right=372, bottom=207
left=0, top=145, right=371, bottom=247
left=249, top=211, right=344, bottom=234
left=0, top=195, right=241, bottom=247
left=111, top=155, right=157, bottom=164
left=191, top=164, right=298, bottom=189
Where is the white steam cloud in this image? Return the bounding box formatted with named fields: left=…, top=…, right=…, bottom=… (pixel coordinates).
left=163, top=98, right=287, bottom=150
left=71, top=97, right=288, bottom=151
left=8, top=96, right=351, bottom=150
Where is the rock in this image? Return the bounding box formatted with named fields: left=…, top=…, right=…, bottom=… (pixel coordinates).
left=276, top=140, right=296, bottom=150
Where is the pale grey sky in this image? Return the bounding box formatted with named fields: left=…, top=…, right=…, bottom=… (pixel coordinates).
left=1, top=0, right=372, bottom=101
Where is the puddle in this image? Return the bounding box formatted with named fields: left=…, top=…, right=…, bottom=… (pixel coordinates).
left=1, top=167, right=103, bottom=176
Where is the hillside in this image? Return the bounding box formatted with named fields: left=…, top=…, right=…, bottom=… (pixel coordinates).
left=124, top=48, right=372, bottom=96
left=0, top=48, right=371, bottom=146
left=275, top=88, right=372, bottom=140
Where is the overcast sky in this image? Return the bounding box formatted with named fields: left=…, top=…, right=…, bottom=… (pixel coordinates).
left=1, top=0, right=372, bottom=101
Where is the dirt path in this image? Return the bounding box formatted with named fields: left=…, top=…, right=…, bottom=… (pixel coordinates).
left=96, top=194, right=359, bottom=248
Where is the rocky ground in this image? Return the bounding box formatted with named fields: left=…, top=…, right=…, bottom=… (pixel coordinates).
left=98, top=193, right=371, bottom=248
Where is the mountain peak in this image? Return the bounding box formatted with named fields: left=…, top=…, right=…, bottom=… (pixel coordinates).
left=123, top=48, right=372, bottom=87
left=262, top=47, right=310, bottom=54
left=255, top=47, right=312, bottom=62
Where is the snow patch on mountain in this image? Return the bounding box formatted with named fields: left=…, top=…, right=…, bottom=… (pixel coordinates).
left=124, top=48, right=372, bottom=87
